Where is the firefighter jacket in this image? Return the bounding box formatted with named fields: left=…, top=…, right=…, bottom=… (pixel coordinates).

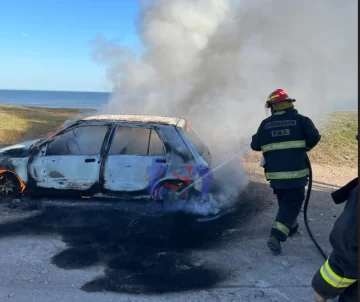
left=312, top=182, right=358, bottom=299
left=250, top=108, right=321, bottom=189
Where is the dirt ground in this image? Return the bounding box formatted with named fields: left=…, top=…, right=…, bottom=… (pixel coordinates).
left=0, top=155, right=357, bottom=302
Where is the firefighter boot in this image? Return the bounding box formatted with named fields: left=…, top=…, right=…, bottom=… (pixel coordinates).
left=267, top=236, right=281, bottom=255
left=288, top=222, right=299, bottom=237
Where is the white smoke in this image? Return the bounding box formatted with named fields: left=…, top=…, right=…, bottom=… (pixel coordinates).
left=93, top=0, right=357, bottom=212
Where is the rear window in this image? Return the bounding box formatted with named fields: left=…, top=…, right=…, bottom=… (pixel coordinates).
left=185, top=128, right=205, bottom=155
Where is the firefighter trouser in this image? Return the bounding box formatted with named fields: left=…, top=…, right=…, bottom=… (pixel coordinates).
left=271, top=187, right=305, bottom=242
left=338, top=281, right=358, bottom=302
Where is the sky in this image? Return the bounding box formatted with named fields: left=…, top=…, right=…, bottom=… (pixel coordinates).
left=0, top=0, right=143, bottom=92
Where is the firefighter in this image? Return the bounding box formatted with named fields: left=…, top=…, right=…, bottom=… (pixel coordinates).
left=312, top=157, right=358, bottom=300
left=251, top=89, right=321, bottom=255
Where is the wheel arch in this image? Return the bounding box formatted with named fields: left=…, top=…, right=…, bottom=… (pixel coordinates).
left=150, top=177, right=194, bottom=201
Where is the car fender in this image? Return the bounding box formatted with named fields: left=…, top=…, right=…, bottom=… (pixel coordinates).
left=0, top=156, right=30, bottom=185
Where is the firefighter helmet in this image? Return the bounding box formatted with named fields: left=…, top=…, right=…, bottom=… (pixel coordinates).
left=266, top=89, right=296, bottom=108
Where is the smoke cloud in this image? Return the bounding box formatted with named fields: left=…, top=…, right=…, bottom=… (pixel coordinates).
left=93, top=0, right=357, bottom=211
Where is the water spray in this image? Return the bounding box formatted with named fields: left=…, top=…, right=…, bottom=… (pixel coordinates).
left=176, top=145, right=251, bottom=198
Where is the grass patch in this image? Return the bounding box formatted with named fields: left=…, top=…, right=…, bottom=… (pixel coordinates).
left=308, top=111, right=358, bottom=166
left=0, top=105, right=88, bottom=145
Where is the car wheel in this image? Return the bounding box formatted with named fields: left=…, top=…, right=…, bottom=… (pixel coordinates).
left=0, top=172, right=22, bottom=200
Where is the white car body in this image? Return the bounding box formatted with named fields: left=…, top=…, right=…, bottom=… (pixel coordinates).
left=0, top=115, right=213, bottom=203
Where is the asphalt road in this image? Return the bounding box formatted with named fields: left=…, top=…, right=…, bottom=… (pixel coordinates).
left=0, top=171, right=349, bottom=302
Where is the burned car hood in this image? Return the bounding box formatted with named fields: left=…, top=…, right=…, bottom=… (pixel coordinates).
left=0, top=138, right=44, bottom=157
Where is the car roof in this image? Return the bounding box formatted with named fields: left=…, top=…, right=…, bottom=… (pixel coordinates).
left=81, top=114, right=187, bottom=128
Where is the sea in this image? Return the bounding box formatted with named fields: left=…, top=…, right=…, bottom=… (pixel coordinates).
left=0, top=89, right=110, bottom=110
left=0, top=89, right=357, bottom=112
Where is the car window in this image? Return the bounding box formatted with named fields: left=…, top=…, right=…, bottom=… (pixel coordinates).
left=109, top=127, right=166, bottom=156
left=149, top=129, right=166, bottom=155
left=109, top=127, right=150, bottom=155
left=46, top=125, right=108, bottom=156
left=185, top=128, right=205, bottom=155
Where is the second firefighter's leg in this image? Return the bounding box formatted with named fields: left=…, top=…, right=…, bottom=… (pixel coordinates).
left=338, top=280, right=358, bottom=302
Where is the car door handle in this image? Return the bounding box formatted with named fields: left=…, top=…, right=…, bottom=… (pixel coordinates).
left=155, top=158, right=166, bottom=163
left=85, top=158, right=96, bottom=163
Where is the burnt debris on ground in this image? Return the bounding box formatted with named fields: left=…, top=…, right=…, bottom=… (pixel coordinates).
left=0, top=181, right=267, bottom=295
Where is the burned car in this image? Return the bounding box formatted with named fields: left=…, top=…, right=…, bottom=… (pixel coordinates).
left=0, top=115, right=218, bottom=216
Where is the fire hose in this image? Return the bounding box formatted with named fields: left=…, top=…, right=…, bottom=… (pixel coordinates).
left=304, top=154, right=328, bottom=260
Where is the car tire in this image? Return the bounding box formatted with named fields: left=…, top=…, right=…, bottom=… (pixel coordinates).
left=0, top=171, right=22, bottom=200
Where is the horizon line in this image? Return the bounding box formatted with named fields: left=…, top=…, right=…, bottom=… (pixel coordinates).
left=0, top=88, right=112, bottom=94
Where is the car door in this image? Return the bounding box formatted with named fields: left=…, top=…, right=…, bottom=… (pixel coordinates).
left=102, top=125, right=167, bottom=193
left=29, top=124, right=110, bottom=191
